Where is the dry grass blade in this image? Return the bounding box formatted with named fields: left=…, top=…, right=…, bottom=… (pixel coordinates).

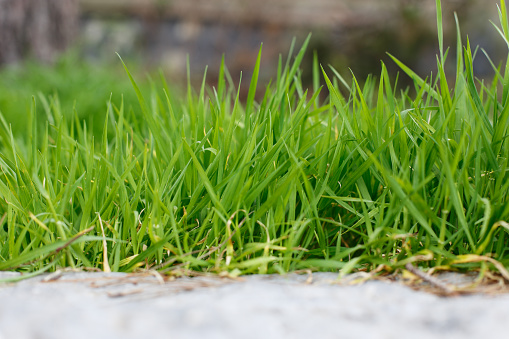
left=404, top=263, right=456, bottom=295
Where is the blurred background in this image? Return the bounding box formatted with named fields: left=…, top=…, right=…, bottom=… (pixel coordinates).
left=0, top=0, right=506, bottom=132
left=79, top=0, right=504, bottom=86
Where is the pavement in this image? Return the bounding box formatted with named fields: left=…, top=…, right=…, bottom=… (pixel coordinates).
left=0, top=270, right=507, bottom=339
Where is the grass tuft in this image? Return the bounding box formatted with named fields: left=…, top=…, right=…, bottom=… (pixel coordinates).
left=1, top=2, right=509, bottom=279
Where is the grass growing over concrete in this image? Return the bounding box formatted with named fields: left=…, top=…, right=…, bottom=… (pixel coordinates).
left=1, top=0, right=509, bottom=280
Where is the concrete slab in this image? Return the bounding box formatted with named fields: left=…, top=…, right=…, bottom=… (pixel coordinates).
left=0, top=271, right=506, bottom=339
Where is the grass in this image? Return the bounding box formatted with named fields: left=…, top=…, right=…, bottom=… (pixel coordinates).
left=1, top=0, right=509, bottom=281
left=0, top=52, right=145, bottom=138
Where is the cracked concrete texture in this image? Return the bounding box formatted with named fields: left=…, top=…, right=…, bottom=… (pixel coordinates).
left=0, top=271, right=506, bottom=339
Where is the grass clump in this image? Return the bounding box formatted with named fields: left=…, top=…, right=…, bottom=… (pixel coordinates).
left=1, top=0, right=509, bottom=280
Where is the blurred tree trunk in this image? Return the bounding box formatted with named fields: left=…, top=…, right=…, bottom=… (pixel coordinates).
left=0, top=0, right=78, bottom=66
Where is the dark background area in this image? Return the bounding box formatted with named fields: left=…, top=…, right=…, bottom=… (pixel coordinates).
left=0, top=0, right=506, bottom=95
left=77, top=0, right=505, bottom=88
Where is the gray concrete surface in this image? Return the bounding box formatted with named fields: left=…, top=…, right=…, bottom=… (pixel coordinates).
left=0, top=271, right=506, bottom=339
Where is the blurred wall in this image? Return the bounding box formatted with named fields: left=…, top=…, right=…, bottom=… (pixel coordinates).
left=0, top=0, right=78, bottom=65
left=0, top=0, right=505, bottom=88
left=78, top=0, right=505, bottom=88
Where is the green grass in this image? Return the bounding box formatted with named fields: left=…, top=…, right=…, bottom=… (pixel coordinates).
left=1, top=0, right=509, bottom=280
left=0, top=52, right=146, bottom=138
